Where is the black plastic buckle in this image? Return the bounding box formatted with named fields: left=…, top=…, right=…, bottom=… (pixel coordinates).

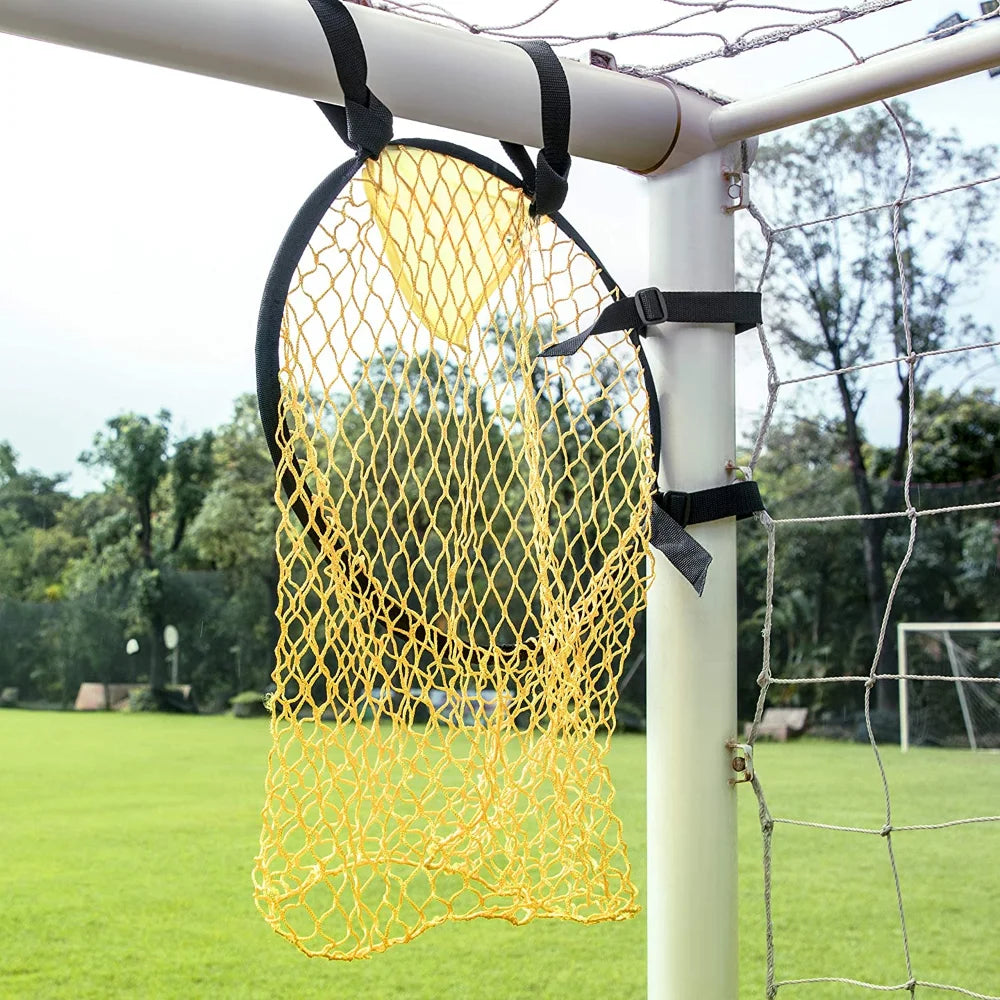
left=635, top=287, right=669, bottom=326
left=658, top=490, right=692, bottom=528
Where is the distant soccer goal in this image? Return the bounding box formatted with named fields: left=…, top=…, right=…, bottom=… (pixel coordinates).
left=898, top=622, right=1000, bottom=751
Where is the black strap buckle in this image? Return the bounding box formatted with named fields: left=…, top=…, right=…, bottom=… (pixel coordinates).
left=659, top=490, right=692, bottom=528
left=635, top=287, right=669, bottom=327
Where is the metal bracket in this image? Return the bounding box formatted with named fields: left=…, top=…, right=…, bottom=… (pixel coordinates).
left=722, top=170, right=749, bottom=214
left=589, top=49, right=619, bottom=71
left=727, top=741, right=754, bottom=784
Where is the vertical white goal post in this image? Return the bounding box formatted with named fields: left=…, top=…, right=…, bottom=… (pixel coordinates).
left=1, top=3, right=998, bottom=999
left=898, top=622, right=1000, bottom=752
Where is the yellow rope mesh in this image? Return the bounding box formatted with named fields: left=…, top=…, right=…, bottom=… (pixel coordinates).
left=253, top=145, right=653, bottom=959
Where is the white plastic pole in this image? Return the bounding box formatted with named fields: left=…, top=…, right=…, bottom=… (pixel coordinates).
left=0, top=0, right=681, bottom=173
left=710, top=20, right=1000, bottom=145
left=644, top=151, right=739, bottom=1000
left=897, top=622, right=910, bottom=753
left=4, top=1, right=999, bottom=177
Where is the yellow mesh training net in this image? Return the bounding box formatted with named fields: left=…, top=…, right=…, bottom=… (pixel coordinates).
left=253, top=143, right=653, bottom=959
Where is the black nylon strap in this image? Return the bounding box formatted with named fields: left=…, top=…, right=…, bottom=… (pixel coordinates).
left=502, top=142, right=538, bottom=194
left=540, top=287, right=762, bottom=357
left=501, top=40, right=571, bottom=216
left=650, top=506, right=713, bottom=595
left=650, top=482, right=764, bottom=595
left=656, top=480, right=764, bottom=529
left=637, top=348, right=662, bottom=477
left=307, top=0, right=393, bottom=157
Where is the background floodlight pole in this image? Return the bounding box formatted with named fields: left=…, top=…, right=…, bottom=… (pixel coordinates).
left=164, top=624, right=180, bottom=686
left=230, top=644, right=243, bottom=690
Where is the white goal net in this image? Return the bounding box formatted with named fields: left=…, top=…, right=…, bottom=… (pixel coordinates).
left=899, top=623, right=1000, bottom=751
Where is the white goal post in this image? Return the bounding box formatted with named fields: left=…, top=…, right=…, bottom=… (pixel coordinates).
left=898, top=622, right=1000, bottom=752
left=2, top=2, right=999, bottom=998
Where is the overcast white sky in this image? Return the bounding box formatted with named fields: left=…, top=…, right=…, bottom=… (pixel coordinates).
left=0, top=0, right=997, bottom=492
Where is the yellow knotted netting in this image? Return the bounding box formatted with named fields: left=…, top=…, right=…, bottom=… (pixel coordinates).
left=253, top=144, right=653, bottom=959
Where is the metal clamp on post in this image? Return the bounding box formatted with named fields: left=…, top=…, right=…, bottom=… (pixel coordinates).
left=727, top=742, right=754, bottom=784
left=723, top=170, right=750, bottom=214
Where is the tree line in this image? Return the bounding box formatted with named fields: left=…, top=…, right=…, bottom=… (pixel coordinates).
left=0, top=103, right=996, bottom=722
left=0, top=397, right=278, bottom=707
left=0, top=382, right=995, bottom=717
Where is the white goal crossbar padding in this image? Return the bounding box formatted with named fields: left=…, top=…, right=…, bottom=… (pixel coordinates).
left=0, top=0, right=998, bottom=173
left=898, top=622, right=1000, bottom=752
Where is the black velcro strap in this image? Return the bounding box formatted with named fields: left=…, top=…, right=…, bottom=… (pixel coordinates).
left=650, top=506, right=713, bottom=595
left=307, top=0, right=393, bottom=158
left=650, top=482, right=764, bottom=595
left=539, top=288, right=762, bottom=358
left=501, top=40, right=571, bottom=217
left=656, top=481, right=764, bottom=529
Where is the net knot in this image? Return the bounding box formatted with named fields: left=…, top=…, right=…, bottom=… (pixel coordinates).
left=880, top=823, right=893, bottom=837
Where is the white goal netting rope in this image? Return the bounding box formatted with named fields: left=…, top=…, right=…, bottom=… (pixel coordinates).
left=744, top=35, right=999, bottom=1000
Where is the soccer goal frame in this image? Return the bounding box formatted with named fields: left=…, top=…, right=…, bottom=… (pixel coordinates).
left=897, top=621, right=1000, bottom=753
left=1, top=2, right=998, bottom=997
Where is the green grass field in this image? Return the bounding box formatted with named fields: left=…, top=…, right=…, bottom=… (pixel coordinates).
left=1, top=712, right=997, bottom=999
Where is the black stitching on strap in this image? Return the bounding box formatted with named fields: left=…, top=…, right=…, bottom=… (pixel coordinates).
left=307, top=0, right=393, bottom=158
left=501, top=40, right=572, bottom=217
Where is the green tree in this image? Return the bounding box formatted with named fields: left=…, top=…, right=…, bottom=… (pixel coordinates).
left=77, top=411, right=216, bottom=691
left=738, top=415, right=867, bottom=718
left=739, top=390, right=1000, bottom=720
left=169, top=430, right=215, bottom=556
left=872, top=389, right=1000, bottom=626
left=749, top=104, right=998, bottom=704
left=188, top=395, right=279, bottom=690
left=79, top=411, right=171, bottom=686
left=0, top=443, right=81, bottom=601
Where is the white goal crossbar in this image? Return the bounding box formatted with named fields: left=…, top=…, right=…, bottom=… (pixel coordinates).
left=0, top=1, right=997, bottom=173
left=898, top=622, right=1000, bottom=752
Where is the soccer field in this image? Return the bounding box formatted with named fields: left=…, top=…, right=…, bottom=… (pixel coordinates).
left=1, top=712, right=996, bottom=999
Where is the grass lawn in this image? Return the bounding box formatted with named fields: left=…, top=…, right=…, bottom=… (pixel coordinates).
left=1, top=711, right=997, bottom=999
